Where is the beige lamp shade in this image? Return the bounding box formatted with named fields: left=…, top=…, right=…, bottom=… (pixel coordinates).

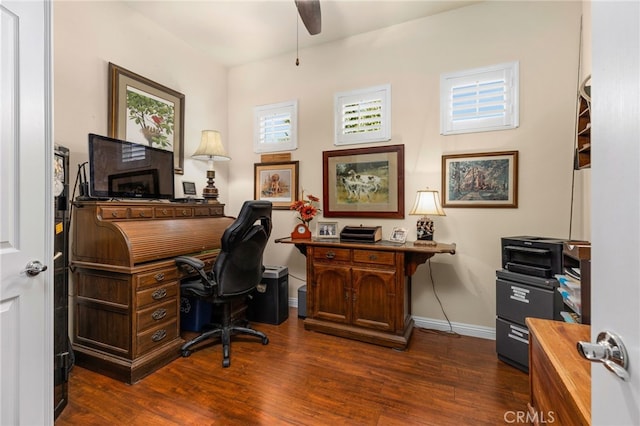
left=191, top=130, right=230, bottom=203
left=409, top=189, right=445, bottom=216
left=191, top=130, right=231, bottom=162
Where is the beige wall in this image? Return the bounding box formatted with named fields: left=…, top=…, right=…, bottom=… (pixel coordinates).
left=54, top=0, right=229, bottom=199
left=227, top=1, right=584, bottom=331
left=54, top=1, right=587, bottom=334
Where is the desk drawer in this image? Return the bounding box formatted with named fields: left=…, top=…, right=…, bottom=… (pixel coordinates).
left=175, top=207, right=193, bottom=217
left=136, top=320, right=178, bottom=356
left=130, top=207, right=154, bottom=219
left=137, top=282, right=178, bottom=309
left=154, top=207, right=175, bottom=218
left=353, top=250, right=395, bottom=266
left=194, top=207, right=212, bottom=217
left=313, top=247, right=351, bottom=262
left=136, top=268, right=178, bottom=289
left=99, top=207, right=128, bottom=220
left=137, top=299, right=178, bottom=332
left=496, top=278, right=558, bottom=325
left=496, top=317, right=529, bottom=370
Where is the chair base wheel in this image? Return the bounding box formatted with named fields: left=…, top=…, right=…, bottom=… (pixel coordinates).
left=181, top=350, right=192, bottom=357
left=262, top=337, right=269, bottom=345
left=222, top=358, right=230, bottom=368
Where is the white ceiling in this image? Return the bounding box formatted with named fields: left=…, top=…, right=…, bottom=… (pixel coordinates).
left=123, top=0, right=480, bottom=67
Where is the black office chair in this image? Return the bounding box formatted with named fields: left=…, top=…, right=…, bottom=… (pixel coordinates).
left=175, top=200, right=272, bottom=367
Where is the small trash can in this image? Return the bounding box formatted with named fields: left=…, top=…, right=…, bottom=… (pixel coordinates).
left=180, top=296, right=213, bottom=332
left=247, top=266, right=289, bottom=325
left=298, top=285, right=307, bottom=318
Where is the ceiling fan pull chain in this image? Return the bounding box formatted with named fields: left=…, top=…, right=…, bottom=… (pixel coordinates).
left=296, top=13, right=300, bottom=66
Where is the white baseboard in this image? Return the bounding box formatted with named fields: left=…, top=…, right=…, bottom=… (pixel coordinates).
left=412, top=315, right=496, bottom=341
left=289, top=298, right=496, bottom=341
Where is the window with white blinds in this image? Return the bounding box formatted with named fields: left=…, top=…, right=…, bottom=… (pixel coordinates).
left=334, top=84, right=391, bottom=145
left=253, top=100, right=297, bottom=153
left=440, top=62, right=519, bottom=135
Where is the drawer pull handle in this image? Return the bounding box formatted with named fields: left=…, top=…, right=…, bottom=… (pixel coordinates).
left=369, top=254, right=378, bottom=261
left=152, top=288, right=167, bottom=300
left=139, top=211, right=145, bottom=217
left=151, top=329, right=167, bottom=342
left=111, top=211, right=118, bottom=218
left=326, top=251, right=336, bottom=259
left=154, top=272, right=165, bottom=282
left=151, top=308, right=167, bottom=321
left=182, top=209, right=187, bottom=215
left=162, top=209, right=168, bottom=215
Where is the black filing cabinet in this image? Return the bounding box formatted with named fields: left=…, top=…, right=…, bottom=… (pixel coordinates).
left=54, top=145, right=71, bottom=418
left=496, top=236, right=565, bottom=372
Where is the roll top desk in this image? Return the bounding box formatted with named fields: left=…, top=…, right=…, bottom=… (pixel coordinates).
left=70, top=201, right=233, bottom=383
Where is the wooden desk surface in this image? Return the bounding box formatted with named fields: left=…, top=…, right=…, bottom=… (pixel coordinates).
left=526, top=318, right=591, bottom=425
left=275, top=236, right=456, bottom=254
left=276, top=237, right=456, bottom=276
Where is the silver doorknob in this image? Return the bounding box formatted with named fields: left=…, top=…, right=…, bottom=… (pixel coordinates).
left=577, top=331, right=630, bottom=381
left=24, top=260, right=48, bottom=276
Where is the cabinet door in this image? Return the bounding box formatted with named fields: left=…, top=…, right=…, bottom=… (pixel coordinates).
left=310, top=263, right=351, bottom=324
left=351, top=268, right=395, bottom=331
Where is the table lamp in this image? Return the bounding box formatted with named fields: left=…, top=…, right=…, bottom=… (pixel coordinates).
left=409, top=189, right=445, bottom=246
left=191, top=130, right=230, bottom=203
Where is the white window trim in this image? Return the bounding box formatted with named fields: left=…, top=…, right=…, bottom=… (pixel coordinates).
left=334, top=84, right=391, bottom=146
left=440, top=61, right=519, bottom=135
left=253, top=100, right=298, bottom=153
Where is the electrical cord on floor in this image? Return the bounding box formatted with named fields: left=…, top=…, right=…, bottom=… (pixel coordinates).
left=418, top=258, right=460, bottom=338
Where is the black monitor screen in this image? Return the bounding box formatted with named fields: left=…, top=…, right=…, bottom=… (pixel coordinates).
left=88, top=133, right=175, bottom=200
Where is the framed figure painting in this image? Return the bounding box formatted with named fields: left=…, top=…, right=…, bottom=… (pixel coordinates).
left=441, top=151, right=518, bottom=208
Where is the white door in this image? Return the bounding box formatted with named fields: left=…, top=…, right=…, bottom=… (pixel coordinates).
left=591, top=1, right=640, bottom=424
left=0, top=0, right=53, bottom=424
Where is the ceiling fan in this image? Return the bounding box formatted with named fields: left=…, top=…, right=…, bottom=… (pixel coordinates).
left=295, top=0, right=321, bottom=35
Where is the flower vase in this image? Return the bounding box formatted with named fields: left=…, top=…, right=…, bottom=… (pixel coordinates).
left=291, top=222, right=312, bottom=239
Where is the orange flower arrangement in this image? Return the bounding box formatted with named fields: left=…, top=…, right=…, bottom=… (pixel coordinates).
left=290, top=192, right=320, bottom=225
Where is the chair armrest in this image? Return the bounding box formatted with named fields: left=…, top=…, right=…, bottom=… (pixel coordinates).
left=175, top=256, right=205, bottom=271
left=175, top=255, right=213, bottom=288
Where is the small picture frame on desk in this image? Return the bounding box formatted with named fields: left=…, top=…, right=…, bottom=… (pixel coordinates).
left=317, top=221, right=338, bottom=238
left=182, top=181, right=197, bottom=196
left=389, top=227, right=407, bottom=244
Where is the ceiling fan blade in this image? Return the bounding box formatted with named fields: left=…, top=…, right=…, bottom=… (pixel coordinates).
left=295, top=0, right=321, bottom=35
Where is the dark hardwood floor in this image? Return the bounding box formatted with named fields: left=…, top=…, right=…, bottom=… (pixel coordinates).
left=56, top=309, right=529, bottom=425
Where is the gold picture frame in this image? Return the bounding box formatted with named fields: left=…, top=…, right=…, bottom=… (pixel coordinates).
left=441, top=151, right=518, bottom=208
left=254, top=161, right=299, bottom=210
left=322, top=144, right=405, bottom=218
left=108, top=62, right=185, bottom=174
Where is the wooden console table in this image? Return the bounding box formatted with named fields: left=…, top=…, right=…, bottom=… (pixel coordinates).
left=276, top=237, right=456, bottom=349
left=527, top=318, right=591, bottom=425
left=70, top=201, right=234, bottom=383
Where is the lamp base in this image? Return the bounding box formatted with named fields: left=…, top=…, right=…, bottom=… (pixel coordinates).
left=202, top=169, right=220, bottom=203
left=414, top=240, right=437, bottom=247
left=416, top=216, right=435, bottom=241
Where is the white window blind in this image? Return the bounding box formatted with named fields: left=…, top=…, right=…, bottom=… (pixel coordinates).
left=253, top=100, right=297, bottom=153
left=441, top=62, right=519, bottom=135
left=122, top=143, right=146, bottom=162
left=335, top=84, right=391, bottom=145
